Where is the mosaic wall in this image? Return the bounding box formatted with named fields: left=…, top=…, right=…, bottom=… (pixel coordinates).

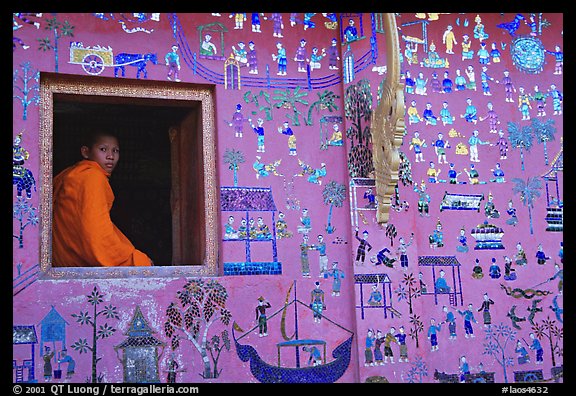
left=13, top=13, right=562, bottom=383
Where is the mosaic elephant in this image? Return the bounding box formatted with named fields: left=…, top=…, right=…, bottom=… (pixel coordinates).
left=13, top=167, right=36, bottom=199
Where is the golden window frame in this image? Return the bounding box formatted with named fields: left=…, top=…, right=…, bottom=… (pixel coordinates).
left=38, top=72, right=220, bottom=279
left=370, top=13, right=405, bottom=224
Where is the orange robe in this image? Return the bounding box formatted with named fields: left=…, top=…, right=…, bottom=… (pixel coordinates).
left=52, top=159, right=151, bottom=267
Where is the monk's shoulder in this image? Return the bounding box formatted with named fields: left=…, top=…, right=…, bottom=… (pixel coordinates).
left=68, top=162, right=110, bottom=189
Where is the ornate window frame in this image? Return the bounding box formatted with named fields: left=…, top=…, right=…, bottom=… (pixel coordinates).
left=38, top=72, right=220, bottom=279
left=370, top=13, right=405, bottom=224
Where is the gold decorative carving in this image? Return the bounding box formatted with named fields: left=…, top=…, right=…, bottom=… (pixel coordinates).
left=370, top=14, right=405, bottom=224
left=38, top=73, right=219, bottom=279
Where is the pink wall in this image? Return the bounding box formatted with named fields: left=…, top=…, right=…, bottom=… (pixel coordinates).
left=13, top=13, right=563, bottom=384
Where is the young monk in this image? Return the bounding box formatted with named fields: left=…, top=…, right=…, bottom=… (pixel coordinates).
left=52, top=131, right=153, bottom=267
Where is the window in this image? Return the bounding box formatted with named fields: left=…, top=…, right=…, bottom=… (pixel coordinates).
left=39, top=73, right=219, bottom=278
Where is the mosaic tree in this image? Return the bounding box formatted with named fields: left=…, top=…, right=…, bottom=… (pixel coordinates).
left=13, top=197, right=38, bottom=249
left=305, top=89, right=340, bottom=126
left=404, top=355, right=428, bottom=383
left=164, top=279, right=232, bottom=379
left=223, top=148, right=245, bottom=187
left=532, top=316, right=563, bottom=368
left=482, top=322, right=516, bottom=383
left=70, top=286, right=120, bottom=383
left=37, top=16, right=74, bottom=73
left=511, top=176, right=543, bottom=235
left=13, top=61, right=40, bottom=121
left=344, top=78, right=374, bottom=178
left=272, top=86, right=309, bottom=126
left=322, top=180, right=346, bottom=234
left=531, top=117, right=556, bottom=165
left=395, top=272, right=424, bottom=348
left=507, top=121, right=534, bottom=171
left=243, top=90, right=273, bottom=121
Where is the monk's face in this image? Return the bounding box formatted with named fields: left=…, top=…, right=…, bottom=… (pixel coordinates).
left=82, top=135, right=120, bottom=173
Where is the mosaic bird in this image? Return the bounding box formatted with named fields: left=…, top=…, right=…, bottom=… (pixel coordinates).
left=549, top=295, right=563, bottom=323
left=527, top=299, right=543, bottom=325
left=506, top=305, right=526, bottom=329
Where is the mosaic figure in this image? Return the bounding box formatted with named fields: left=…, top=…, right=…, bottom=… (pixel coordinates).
left=548, top=84, right=563, bottom=115
left=165, top=44, right=181, bottom=82
left=515, top=242, right=528, bottom=266
left=460, top=97, right=478, bottom=124
left=479, top=102, right=500, bottom=133
left=365, top=329, right=376, bottom=366
left=270, top=13, right=284, bottom=38
left=324, top=261, right=344, bottom=296
left=224, top=215, right=239, bottom=239
left=229, top=104, right=248, bottom=138
left=498, top=69, right=517, bottom=103
left=478, top=293, right=495, bottom=325
left=200, top=34, right=217, bottom=57
left=427, top=318, right=442, bottom=351
left=467, top=130, right=490, bottom=163
left=454, top=69, right=467, bottom=91
left=256, top=296, right=271, bottom=337
left=409, top=132, right=426, bottom=162
left=484, top=192, right=500, bottom=218
left=300, top=234, right=312, bottom=277
left=440, top=101, right=455, bottom=126
left=545, top=45, right=563, bottom=75
left=503, top=255, right=517, bottom=281
left=293, top=38, right=309, bottom=72
left=442, top=306, right=457, bottom=340
left=515, top=340, right=530, bottom=365
left=272, top=42, right=287, bottom=75
left=278, top=121, right=297, bottom=155
left=395, top=326, right=409, bottom=362
left=414, top=180, right=431, bottom=217
left=517, top=87, right=532, bottom=121
left=354, top=227, right=373, bottom=266
left=367, top=284, right=383, bottom=306
left=528, top=332, right=544, bottom=364
left=442, top=25, right=457, bottom=54
left=488, top=258, right=501, bottom=279
left=310, top=281, right=326, bottom=323
left=327, top=38, right=340, bottom=69
left=458, top=303, right=478, bottom=338
left=407, top=100, right=423, bottom=125
left=429, top=219, right=444, bottom=248
left=456, top=227, right=469, bottom=253
left=275, top=211, right=293, bottom=239
left=535, top=243, right=550, bottom=265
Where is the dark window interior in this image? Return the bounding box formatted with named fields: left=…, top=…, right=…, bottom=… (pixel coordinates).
left=53, top=94, right=201, bottom=266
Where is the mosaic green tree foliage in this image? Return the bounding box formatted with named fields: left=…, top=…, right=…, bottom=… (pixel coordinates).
left=37, top=16, right=74, bottom=73
left=507, top=121, right=534, bottom=172
left=243, top=90, right=273, bottom=121
left=71, top=286, right=120, bottom=383
left=272, top=87, right=309, bottom=126
left=164, top=279, right=232, bottom=379
left=511, top=176, right=542, bottom=235
left=322, top=180, right=346, bottom=234
left=223, top=148, right=245, bottom=187
left=305, top=90, right=340, bottom=126
left=532, top=118, right=556, bottom=165
left=344, top=78, right=374, bottom=178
